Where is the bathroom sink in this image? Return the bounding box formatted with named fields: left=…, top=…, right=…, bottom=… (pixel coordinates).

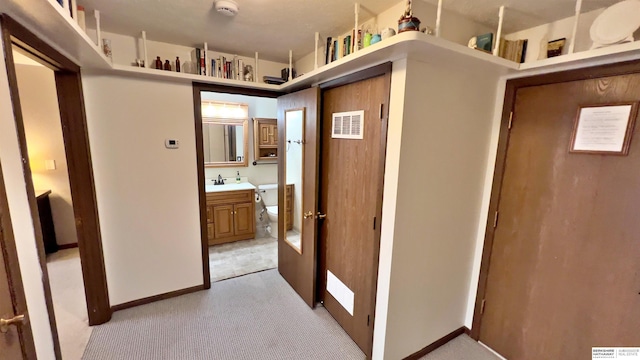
left=205, top=182, right=256, bottom=193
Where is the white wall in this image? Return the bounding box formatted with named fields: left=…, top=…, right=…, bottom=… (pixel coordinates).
left=377, top=58, right=499, bottom=359
left=81, top=74, right=204, bottom=305
left=0, top=40, right=56, bottom=359
left=201, top=92, right=278, bottom=186
left=505, top=8, right=605, bottom=63
left=16, top=64, right=79, bottom=245
left=88, top=30, right=287, bottom=81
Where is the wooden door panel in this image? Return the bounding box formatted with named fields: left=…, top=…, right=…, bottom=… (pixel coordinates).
left=319, top=72, right=390, bottom=356
left=233, top=203, right=254, bottom=236
left=259, top=124, right=270, bottom=146
left=213, top=205, right=234, bottom=239
left=206, top=223, right=215, bottom=245
left=0, top=231, right=22, bottom=359
left=479, top=74, right=640, bottom=359
left=206, top=205, right=214, bottom=224
left=277, top=87, right=320, bottom=308
left=0, top=162, right=35, bottom=359
left=270, top=124, right=278, bottom=146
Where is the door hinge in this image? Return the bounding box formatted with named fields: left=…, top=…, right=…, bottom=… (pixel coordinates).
left=481, top=299, right=486, bottom=314
left=373, top=217, right=377, bottom=230
left=379, top=104, right=384, bottom=120
left=367, top=315, right=370, bottom=326
left=493, top=211, right=499, bottom=228
left=508, top=111, right=513, bottom=129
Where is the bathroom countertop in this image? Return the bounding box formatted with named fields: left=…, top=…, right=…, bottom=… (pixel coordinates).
left=205, top=182, right=257, bottom=193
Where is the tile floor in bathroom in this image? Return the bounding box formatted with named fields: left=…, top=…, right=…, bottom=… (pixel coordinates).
left=209, top=236, right=278, bottom=282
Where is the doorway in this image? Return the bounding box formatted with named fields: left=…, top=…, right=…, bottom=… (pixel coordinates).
left=473, top=64, right=640, bottom=359
left=11, top=45, right=93, bottom=359
left=1, top=13, right=110, bottom=359
left=193, top=85, right=281, bottom=284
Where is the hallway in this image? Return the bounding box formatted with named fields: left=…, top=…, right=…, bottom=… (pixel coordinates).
left=83, top=270, right=365, bottom=359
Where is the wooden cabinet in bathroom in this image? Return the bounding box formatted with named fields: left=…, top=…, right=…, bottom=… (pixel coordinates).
left=253, top=118, right=278, bottom=162
left=206, top=189, right=255, bottom=246
left=285, top=184, right=293, bottom=231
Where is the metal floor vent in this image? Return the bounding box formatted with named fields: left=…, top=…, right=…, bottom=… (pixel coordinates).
left=332, top=110, right=364, bottom=139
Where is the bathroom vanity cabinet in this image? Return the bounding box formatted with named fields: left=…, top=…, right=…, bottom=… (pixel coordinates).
left=206, top=189, right=255, bottom=245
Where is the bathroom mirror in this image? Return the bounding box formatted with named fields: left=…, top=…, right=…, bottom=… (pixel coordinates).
left=202, top=119, right=249, bottom=167
left=284, top=109, right=305, bottom=254
left=201, top=101, right=249, bottom=167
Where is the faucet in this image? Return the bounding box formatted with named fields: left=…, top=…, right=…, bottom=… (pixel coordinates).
left=214, top=174, right=225, bottom=185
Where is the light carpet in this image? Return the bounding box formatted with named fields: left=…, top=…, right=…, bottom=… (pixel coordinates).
left=47, top=248, right=92, bottom=360
left=419, top=335, right=502, bottom=360
left=83, top=269, right=365, bottom=360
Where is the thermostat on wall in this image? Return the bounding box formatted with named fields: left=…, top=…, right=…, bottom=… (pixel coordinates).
left=165, top=139, right=180, bottom=149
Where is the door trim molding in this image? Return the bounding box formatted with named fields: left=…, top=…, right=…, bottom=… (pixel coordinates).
left=1, top=12, right=111, bottom=344
left=319, top=62, right=392, bottom=90
left=402, top=327, right=470, bottom=360
left=192, top=82, right=279, bottom=288
left=192, top=84, right=211, bottom=290
left=470, top=59, right=640, bottom=340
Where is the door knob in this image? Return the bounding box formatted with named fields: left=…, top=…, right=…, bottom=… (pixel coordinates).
left=0, top=314, right=26, bottom=333
left=316, top=213, right=327, bottom=219
left=303, top=211, right=314, bottom=219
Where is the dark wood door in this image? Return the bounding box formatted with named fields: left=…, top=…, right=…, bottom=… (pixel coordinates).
left=479, top=73, right=640, bottom=359
left=319, top=72, right=390, bottom=356
left=213, top=205, right=234, bottom=239
left=277, top=87, right=320, bottom=308
left=233, top=202, right=254, bottom=236
left=0, top=164, right=36, bottom=359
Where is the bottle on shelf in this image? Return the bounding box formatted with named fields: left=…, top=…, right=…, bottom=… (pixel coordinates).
left=155, top=56, right=162, bottom=70
left=164, top=60, right=171, bottom=71
left=176, top=57, right=181, bottom=72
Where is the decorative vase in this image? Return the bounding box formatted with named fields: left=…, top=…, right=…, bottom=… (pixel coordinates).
left=398, top=0, right=421, bottom=33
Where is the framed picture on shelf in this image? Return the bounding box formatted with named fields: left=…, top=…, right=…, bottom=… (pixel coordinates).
left=547, top=38, right=566, bottom=58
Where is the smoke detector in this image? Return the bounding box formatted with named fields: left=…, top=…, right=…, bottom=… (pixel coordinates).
left=215, top=0, right=239, bottom=16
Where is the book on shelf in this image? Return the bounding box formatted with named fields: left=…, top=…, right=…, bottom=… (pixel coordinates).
left=352, top=29, right=362, bottom=53
left=324, top=29, right=361, bottom=65
left=191, top=48, right=200, bottom=75
left=201, top=46, right=207, bottom=76
left=204, top=43, right=209, bottom=76
left=190, top=47, right=208, bottom=75
left=476, top=33, right=494, bottom=53
left=325, top=37, right=332, bottom=65
left=344, top=35, right=351, bottom=57
left=498, top=38, right=528, bottom=64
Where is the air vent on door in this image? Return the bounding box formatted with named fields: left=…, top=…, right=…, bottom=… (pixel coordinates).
left=332, top=110, right=364, bottom=139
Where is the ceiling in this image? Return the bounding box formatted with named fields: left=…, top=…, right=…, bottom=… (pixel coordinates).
left=78, top=0, right=621, bottom=63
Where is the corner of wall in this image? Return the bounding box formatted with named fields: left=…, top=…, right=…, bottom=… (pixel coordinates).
left=463, top=76, right=507, bottom=328
left=372, top=57, right=408, bottom=360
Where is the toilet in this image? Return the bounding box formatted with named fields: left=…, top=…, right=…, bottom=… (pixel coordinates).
left=258, top=184, right=278, bottom=239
